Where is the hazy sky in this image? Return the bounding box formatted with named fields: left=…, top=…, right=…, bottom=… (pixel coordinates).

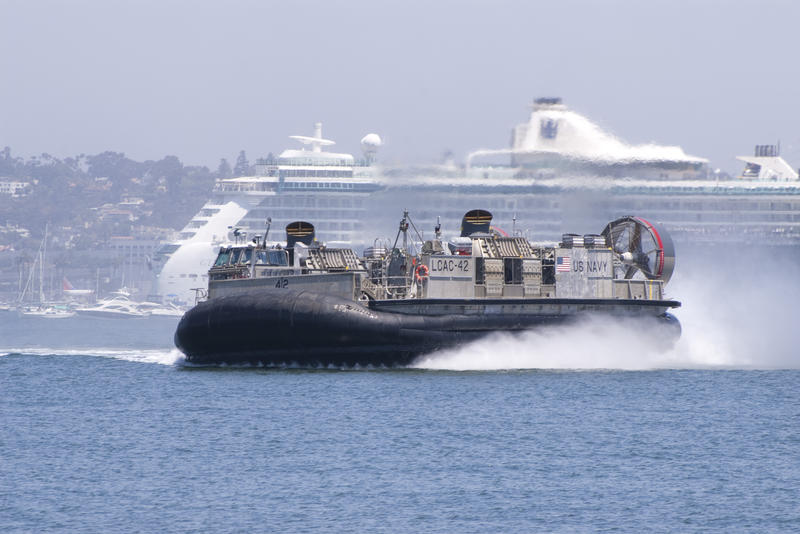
left=2, top=0, right=798, bottom=173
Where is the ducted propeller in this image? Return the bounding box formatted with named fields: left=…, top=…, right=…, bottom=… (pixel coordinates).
left=600, top=216, right=675, bottom=283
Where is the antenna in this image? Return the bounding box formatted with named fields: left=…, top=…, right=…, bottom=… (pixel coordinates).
left=289, top=122, right=336, bottom=153
left=228, top=227, right=242, bottom=244
left=398, top=210, right=409, bottom=251
left=262, top=217, right=272, bottom=247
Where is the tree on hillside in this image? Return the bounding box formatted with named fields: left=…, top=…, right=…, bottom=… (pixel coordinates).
left=86, top=151, right=142, bottom=180
left=233, top=150, right=250, bottom=176
left=24, top=153, right=81, bottom=184
left=147, top=155, right=184, bottom=199
left=0, top=146, right=23, bottom=177
left=216, top=158, right=232, bottom=179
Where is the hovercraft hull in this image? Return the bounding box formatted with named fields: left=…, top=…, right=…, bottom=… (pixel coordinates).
left=174, top=290, right=681, bottom=367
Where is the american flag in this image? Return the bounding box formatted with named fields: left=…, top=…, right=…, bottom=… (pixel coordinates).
left=556, top=256, right=571, bottom=272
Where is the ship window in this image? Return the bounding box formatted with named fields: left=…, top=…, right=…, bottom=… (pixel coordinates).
left=240, top=249, right=253, bottom=264
left=268, top=250, right=289, bottom=266
left=214, top=250, right=232, bottom=266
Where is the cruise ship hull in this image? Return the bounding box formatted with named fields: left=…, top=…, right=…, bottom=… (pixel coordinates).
left=174, top=289, right=681, bottom=367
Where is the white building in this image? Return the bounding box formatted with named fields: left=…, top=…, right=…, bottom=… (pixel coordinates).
left=0, top=180, right=31, bottom=197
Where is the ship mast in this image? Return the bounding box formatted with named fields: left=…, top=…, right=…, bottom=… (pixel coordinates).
left=39, top=223, right=47, bottom=305
left=289, top=122, right=336, bottom=153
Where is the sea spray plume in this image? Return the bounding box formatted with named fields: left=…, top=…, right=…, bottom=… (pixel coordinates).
left=667, top=244, right=800, bottom=369
left=0, top=348, right=185, bottom=366
left=412, top=315, right=686, bottom=371
left=413, top=245, right=800, bottom=371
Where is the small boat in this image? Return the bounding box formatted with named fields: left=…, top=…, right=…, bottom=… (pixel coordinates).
left=75, top=291, right=150, bottom=319
left=175, top=210, right=682, bottom=367
left=136, top=301, right=185, bottom=317
left=20, top=306, right=76, bottom=319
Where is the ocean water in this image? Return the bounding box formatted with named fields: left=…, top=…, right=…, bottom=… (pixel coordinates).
left=2, top=251, right=800, bottom=532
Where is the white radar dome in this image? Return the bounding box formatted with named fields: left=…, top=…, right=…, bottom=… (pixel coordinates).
left=361, top=133, right=382, bottom=150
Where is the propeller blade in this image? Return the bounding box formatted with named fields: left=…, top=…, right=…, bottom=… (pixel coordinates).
left=638, top=252, right=652, bottom=275
left=632, top=223, right=642, bottom=253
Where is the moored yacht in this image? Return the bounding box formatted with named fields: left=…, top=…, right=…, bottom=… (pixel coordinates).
left=20, top=305, right=76, bottom=319
left=75, top=290, right=150, bottom=319
left=136, top=301, right=185, bottom=317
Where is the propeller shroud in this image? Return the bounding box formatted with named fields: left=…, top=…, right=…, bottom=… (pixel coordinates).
left=600, top=216, right=675, bottom=284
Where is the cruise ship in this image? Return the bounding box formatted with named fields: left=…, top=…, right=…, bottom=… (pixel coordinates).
left=373, top=98, right=799, bottom=248
left=153, top=123, right=384, bottom=302
left=154, top=99, right=800, bottom=304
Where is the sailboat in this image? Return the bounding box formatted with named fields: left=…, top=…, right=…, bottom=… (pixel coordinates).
left=18, top=225, right=75, bottom=319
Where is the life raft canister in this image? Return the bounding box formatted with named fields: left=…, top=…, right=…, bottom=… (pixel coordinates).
left=415, top=264, right=429, bottom=282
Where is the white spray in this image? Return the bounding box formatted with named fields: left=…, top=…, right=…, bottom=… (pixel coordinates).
left=0, top=347, right=185, bottom=366
left=414, top=247, right=800, bottom=371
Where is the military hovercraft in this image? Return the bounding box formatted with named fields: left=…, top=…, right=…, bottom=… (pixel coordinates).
left=174, top=210, right=681, bottom=366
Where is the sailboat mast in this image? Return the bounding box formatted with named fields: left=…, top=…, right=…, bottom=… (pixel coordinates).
left=39, top=224, right=48, bottom=305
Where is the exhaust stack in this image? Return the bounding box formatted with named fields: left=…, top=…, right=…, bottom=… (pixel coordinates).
left=286, top=221, right=315, bottom=265
left=460, top=209, right=493, bottom=237
left=286, top=221, right=315, bottom=248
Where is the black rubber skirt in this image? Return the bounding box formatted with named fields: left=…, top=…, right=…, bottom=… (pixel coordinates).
left=174, top=290, right=681, bottom=367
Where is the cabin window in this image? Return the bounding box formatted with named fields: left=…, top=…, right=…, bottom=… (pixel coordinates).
left=240, top=249, right=253, bottom=264
left=269, top=250, right=289, bottom=266
left=214, top=250, right=232, bottom=266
